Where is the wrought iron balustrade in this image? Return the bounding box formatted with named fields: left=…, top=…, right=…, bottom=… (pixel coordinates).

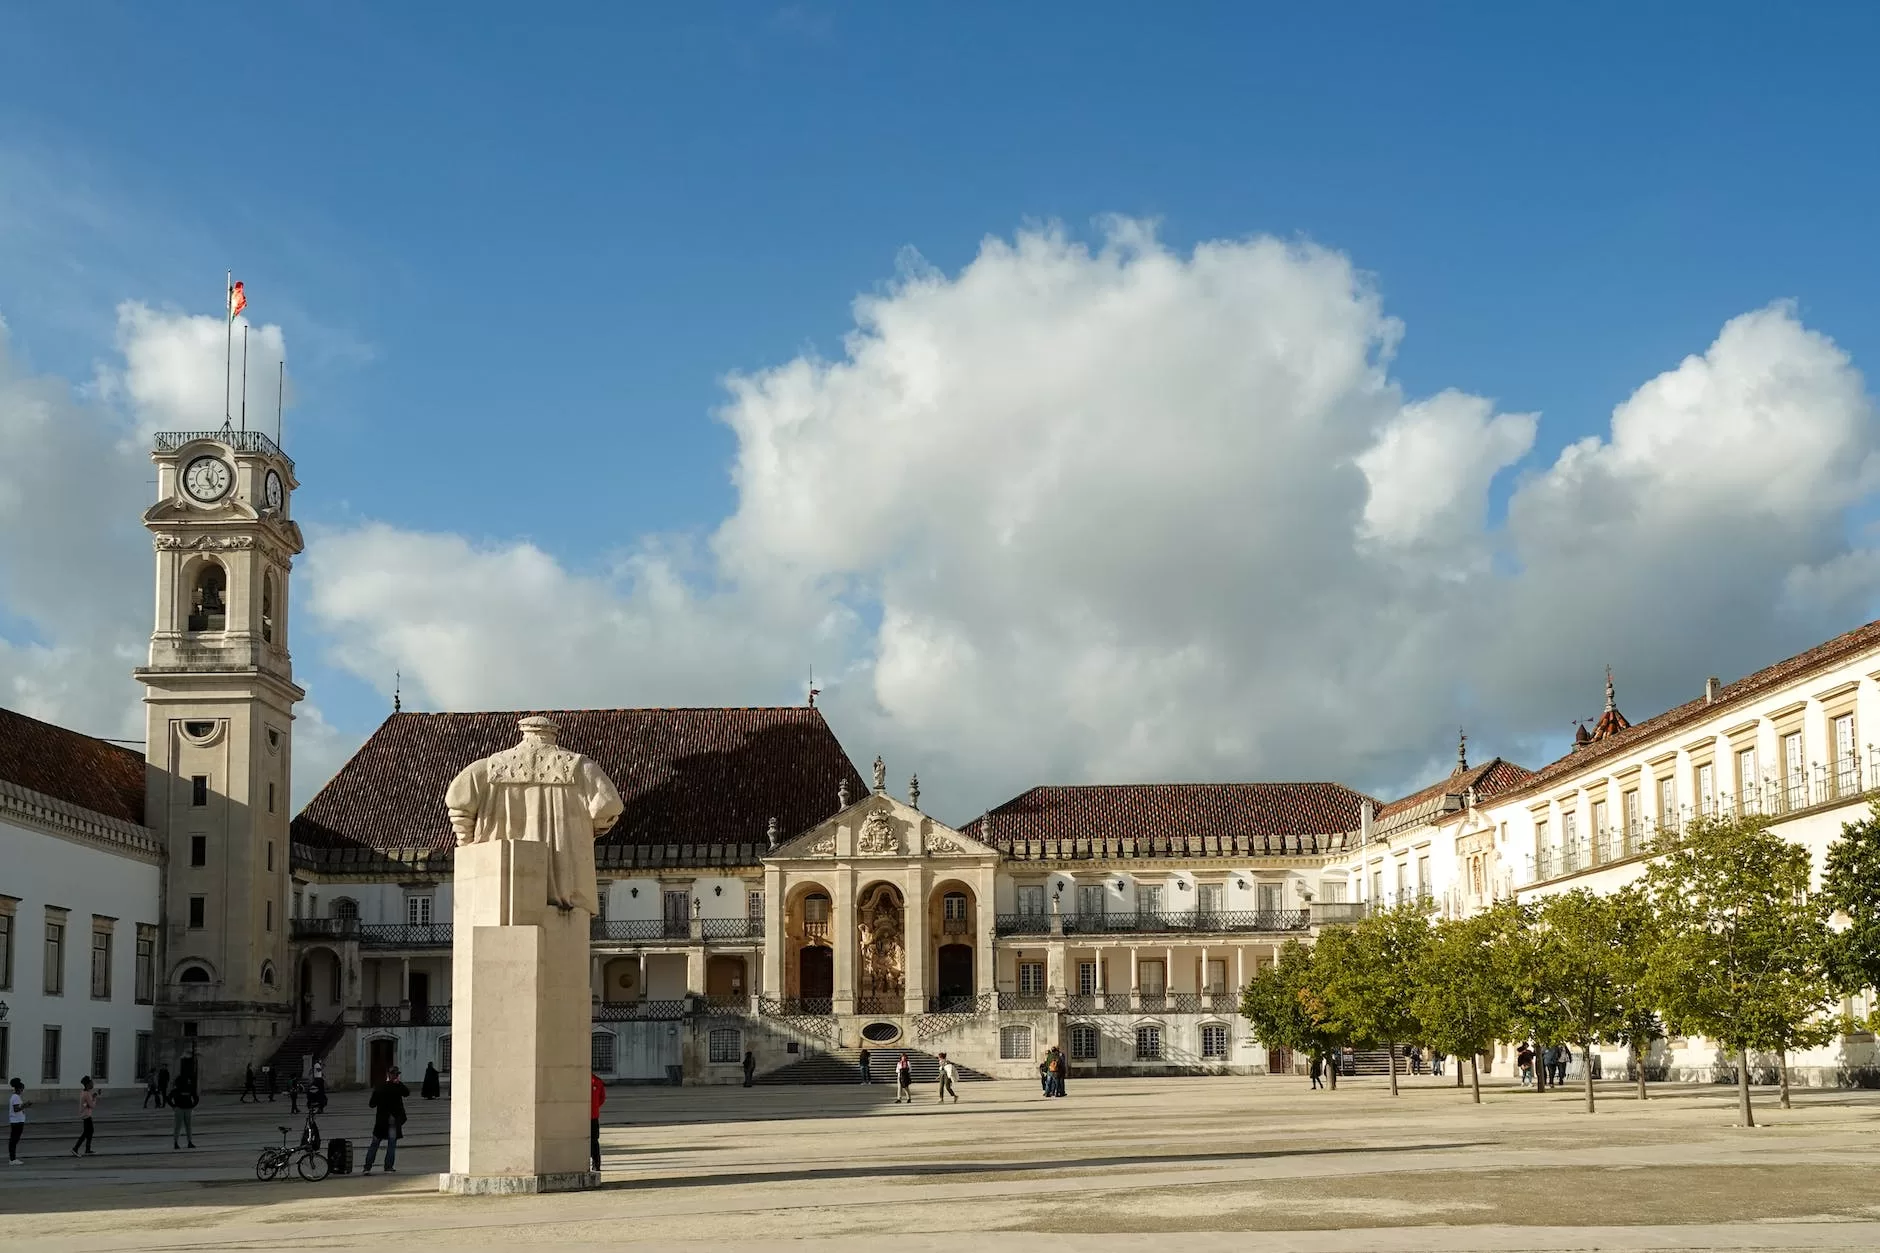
left=1166, top=992, right=1203, bottom=1014
left=993, top=913, right=1052, bottom=936
left=292, top=918, right=356, bottom=941
left=357, top=924, right=452, bottom=948
left=998, top=993, right=1049, bottom=1011
left=1137, top=993, right=1168, bottom=1012
left=941, top=917, right=971, bottom=935
left=590, top=919, right=688, bottom=942
left=760, top=996, right=833, bottom=1018
left=697, top=995, right=751, bottom=1015
left=358, top=1004, right=450, bottom=1027
left=923, top=993, right=993, bottom=1015
left=594, top=999, right=688, bottom=1021
left=701, top=917, right=760, bottom=940
left=1062, top=994, right=1099, bottom=1013
left=153, top=427, right=294, bottom=472
left=857, top=995, right=906, bottom=1014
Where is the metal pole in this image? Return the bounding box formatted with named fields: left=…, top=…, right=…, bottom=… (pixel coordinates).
left=239, top=325, right=249, bottom=433
left=223, top=271, right=233, bottom=424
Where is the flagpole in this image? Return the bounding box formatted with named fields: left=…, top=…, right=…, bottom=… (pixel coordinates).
left=223, top=270, right=234, bottom=427
left=239, top=324, right=250, bottom=433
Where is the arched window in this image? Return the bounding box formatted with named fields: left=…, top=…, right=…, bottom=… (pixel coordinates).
left=261, top=571, right=277, bottom=643
left=260, top=961, right=276, bottom=988
left=186, top=561, right=228, bottom=632
left=330, top=898, right=359, bottom=920
left=178, top=964, right=212, bottom=984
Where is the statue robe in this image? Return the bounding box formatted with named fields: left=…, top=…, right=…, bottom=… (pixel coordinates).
left=444, top=738, right=625, bottom=915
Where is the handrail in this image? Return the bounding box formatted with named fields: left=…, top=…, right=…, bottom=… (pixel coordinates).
left=153, top=427, right=293, bottom=472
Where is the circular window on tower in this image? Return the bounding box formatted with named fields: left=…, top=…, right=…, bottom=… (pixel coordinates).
left=179, top=719, right=224, bottom=747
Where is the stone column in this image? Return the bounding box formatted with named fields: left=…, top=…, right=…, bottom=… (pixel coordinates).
left=761, top=864, right=783, bottom=1007
left=685, top=945, right=707, bottom=998
left=1129, top=948, right=1141, bottom=1011
left=1093, top=947, right=1107, bottom=1011
left=1046, top=939, right=1066, bottom=1002
left=1200, top=945, right=1210, bottom=1004
left=833, top=863, right=857, bottom=1015
left=974, top=866, right=996, bottom=1001
left=904, top=863, right=929, bottom=1013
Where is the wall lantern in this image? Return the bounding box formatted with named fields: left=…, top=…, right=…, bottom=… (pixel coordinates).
left=0, top=999, right=8, bottom=1021
left=1114, top=880, right=1125, bottom=892
left=1177, top=881, right=1189, bottom=891
left=629, top=887, right=639, bottom=898
left=1235, top=879, right=1249, bottom=889
left=714, top=885, right=723, bottom=897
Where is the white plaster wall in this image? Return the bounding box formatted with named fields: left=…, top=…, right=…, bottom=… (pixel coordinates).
left=0, top=818, right=161, bottom=1095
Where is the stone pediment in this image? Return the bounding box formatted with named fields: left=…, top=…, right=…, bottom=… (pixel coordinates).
left=767, top=793, right=996, bottom=862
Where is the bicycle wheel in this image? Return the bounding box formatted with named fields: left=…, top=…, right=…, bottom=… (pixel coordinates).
left=296, top=1150, right=329, bottom=1182
left=255, top=1149, right=286, bottom=1181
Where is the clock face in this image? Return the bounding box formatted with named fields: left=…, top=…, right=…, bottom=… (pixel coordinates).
left=182, top=456, right=233, bottom=503
left=264, top=470, right=285, bottom=511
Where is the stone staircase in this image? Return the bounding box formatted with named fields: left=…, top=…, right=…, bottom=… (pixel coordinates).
left=259, top=1019, right=345, bottom=1086
left=1340, top=1046, right=1410, bottom=1077
left=757, top=1046, right=995, bottom=1085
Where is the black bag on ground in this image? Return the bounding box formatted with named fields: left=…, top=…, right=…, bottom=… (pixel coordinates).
left=325, top=1137, right=352, bottom=1175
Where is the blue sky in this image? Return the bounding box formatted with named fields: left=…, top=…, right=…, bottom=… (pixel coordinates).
left=4, top=3, right=1880, bottom=815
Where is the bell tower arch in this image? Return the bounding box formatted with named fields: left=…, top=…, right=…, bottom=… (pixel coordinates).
left=136, top=425, right=305, bottom=1084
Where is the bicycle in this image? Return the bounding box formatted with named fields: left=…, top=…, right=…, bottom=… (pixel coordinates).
left=255, top=1122, right=329, bottom=1182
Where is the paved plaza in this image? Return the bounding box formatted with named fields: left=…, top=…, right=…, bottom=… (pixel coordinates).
left=4, top=1073, right=1880, bottom=1251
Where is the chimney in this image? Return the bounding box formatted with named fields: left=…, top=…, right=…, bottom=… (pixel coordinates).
left=1360, top=799, right=1374, bottom=845
left=1705, top=676, right=1721, bottom=704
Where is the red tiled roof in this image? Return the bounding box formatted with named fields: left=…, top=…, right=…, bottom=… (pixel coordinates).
left=0, top=704, right=147, bottom=826
left=291, top=708, right=866, bottom=855
left=959, top=782, right=1377, bottom=855
left=1376, top=757, right=1535, bottom=823
left=1508, top=615, right=1880, bottom=800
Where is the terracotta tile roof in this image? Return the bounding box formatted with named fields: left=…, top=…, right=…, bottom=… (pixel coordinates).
left=1507, top=615, right=1880, bottom=801
left=291, top=708, right=866, bottom=856
left=0, top=704, right=147, bottom=826
left=959, top=782, right=1378, bottom=857
left=1376, top=757, right=1535, bottom=826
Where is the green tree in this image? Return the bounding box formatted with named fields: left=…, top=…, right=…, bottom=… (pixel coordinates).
left=1239, top=938, right=1346, bottom=1087
left=1320, top=902, right=1432, bottom=1095
left=1604, top=886, right=1665, bottom=1103
left=1642, top=813, right=1835, bottom=1127
left=1820, top=800, right=1880, bottom=996
left=1412, top=910, right=1512, bottom=1103
left=1537, top=888, right=1653, bottom=1113
left=1484, top=899, right=1566, bottom=1095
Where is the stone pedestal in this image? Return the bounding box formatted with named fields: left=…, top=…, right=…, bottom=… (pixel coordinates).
left=439, top=839, right=597, bottom=1195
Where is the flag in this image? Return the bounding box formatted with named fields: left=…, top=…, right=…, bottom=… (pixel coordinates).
left=228, top=280, right=247, bottom=320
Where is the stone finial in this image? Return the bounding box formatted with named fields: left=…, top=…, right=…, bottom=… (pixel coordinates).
left=872, top=755, right=886, bottom=794
left=909, top=773, right=921, bottom=810
left=766, top=816, right=779, bottom=851
left=838, top=777, right=851, bottom=808
left=1455, top=727, right=1467, bottom=774
left=394, top=670, right=402, bottom=714
left=1604, top=665, right=1616, bottom=713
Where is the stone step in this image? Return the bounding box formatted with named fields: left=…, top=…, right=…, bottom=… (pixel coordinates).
left=757, top=1046, right=995, bottom=1085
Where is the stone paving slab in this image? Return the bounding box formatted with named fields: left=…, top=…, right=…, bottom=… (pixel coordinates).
left=4, top=1073, right=1879, bottom=1250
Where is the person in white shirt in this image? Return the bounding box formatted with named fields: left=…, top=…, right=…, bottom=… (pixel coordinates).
left=8, top=1077, right=29, bottom=1165
left=936, top=1054, right=959, bottom=1103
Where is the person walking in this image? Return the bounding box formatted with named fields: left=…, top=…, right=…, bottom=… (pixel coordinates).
left=936, top=1053, right=958, bottom=1103
left=264, top=1064, right=277, bottom=1102
left=142, top=1072, right=162, bottom=1109
left=1432, top=1051, right=1445, bottom=1078
left=1516, top=1042, right=1534, bottom=1086
left=168, top=1077, right=197, bottom=1149
left=589, top=1072, right=605, bottom=1174
left=894, top=1053, right=912, bottom=1104
left=240, top=1063, right=259, bottom=1104
left=1048, top=1047, right=1066, bottom=1097
left=70, top=1077, right=98, bottom=1157
left=360, top=1066, right=409, bottom=1175
left=1555, top=1043, right=1572, bottom=1086
left=288, top=1077, right=303, bottom=1114
left=421, top=1062, right=441, bottom=1101
left=741, top=1050, right=756, bottom=1088
left=154, top=1065, right=170, bottom=1109
left=857, top=1047, right=872, bottom=1084
left=8, top=1077, right=28, bottom=1164
left=1309, top=1054, right=1324, bottom=1090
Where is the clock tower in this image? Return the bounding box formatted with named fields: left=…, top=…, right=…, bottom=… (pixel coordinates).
left=136, top=425, right=304, bottom=1086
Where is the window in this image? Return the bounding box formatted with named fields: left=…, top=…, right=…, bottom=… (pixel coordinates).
left=266, top=841, right=274, bottom=871
left=407, top=895, right=433, bottom=926
left=1077, top=883, right=1105, bottom=919
left=1196, top=883, right=1224, bottom=917
left=438, top=1036, right=452, bottom=1074
left=1370, top=870, right=1383, bottom=902
left=591, top=1030, right=617, bottom=1073
left=135, top=1032, right=154, bottom=1082
left=802, top=893, right=829, bottom=924
left=1561, top=811, right=1577, bottom=849
left=1138, top=959, right=1166, bottom=995
left=1321, top=881, right=1347, bottom=904
left=178, top=964, right=211, bottom=984
left=1658, top=777, right=1676, bottom=824
left=1200, top=1024, right=1229, bottom=1059
left=1696, top=763, right=1715, bottom=815
left=332, top=898, right=359, bottom=920
left=1017, top=885, right=1046, bottom=916
left=1395, top=862, right=1409, bottom=902
left=1258, top=882, right=1283, bottom=913
left=1136, top=884, right=1163, bottom=917
left=186, top=561, right=227, bottom=632
left=261, top=572, right=276, bottom=643
left=44, top=918, right=65, bottom=995
left=190, top=835, right=207, bottom=866
left=267, top=782, right=276, bottom=815
left=293, top=889, right=303, bottom=919
left=1069, top=1023, right=1099, bottom=1060
left=1134, top=1025, right=1162, bottom=1060
left=188, top=897, right=206, bottom=929
left=999, top=1025, right=1034, bottom=1060
left=1737, top=748, right=1758, bottom=800
left=1785, top=732, right=1806, bottom=807
left=91, top=1029, right=110, bottom=1082
left=190, top=775, right=209, bottom=807
left=665, top=890, right=692, bottom=935
left=41, top=1026, right=61, bottom=1084
left=265, top=900, right=273, bottom=932
left=1018, top=961, right=1045, bottom=997
left=943, top=893, right=969, bottom=923
left=1077, top=961, right=1098, bottom=996
left=1592, top=799, right=1608, bottom=835
left=1623, top=789, right=1641, bottom=836
left=1836, top=713, right=1858, bottom=794
left=182, top=1021, right=198, bottom=1038
left=260, top=961, right=275, bottom=988
left=747, top=891, right=764, bottom=922
left=708, top=1028, right=741, bottom=1064
left=1416, top=857, right=1431, bottom=898
left=90, top=927, right=112, bottom=1000
left=0, top=908, right=12, bottom=991
left=1205, top=959, right=1227, bottom=995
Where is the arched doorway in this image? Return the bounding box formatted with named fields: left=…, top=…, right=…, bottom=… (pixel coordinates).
left=798, top=946, right=833, bottom=1003
left=936, top=945, right=974, bottom=1004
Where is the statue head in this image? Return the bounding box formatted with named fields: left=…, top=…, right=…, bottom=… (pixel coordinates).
left=518, top=715, right=559, bottom=743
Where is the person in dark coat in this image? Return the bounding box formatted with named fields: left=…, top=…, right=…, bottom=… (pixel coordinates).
left=240, top=1063, right=259, bottom=1103
left=361, top=1067, right=409, bottom=1175
left=155, top=1065, right=170, bottom=1109
left=857, top=1047, right=872, bottom=1084
left=420, top=1062, right=441, bottom=1100
left=1310, top=1053, right=1324, bottom=1090
left=741, top=1051, right=756, bottom=1088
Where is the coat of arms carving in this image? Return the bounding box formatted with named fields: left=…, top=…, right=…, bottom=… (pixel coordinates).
left=858, top=810, right=898, bottom=854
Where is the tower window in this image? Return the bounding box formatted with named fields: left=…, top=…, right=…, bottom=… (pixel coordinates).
left=261, top=572, right=277, bottom=643
left=190, top=776, right=208, bottom=807
left=267, top=782, right=275, bottom=814
left=178, top=965, right=210, bottom=984
left=189, top=835, right=206, bottom=866
left=186, top=562, right=227, bottom=632
left=187, top=897, right=206, bottom=929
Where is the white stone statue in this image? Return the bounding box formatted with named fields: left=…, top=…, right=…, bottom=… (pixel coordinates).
left=444, top=716, right=624, bottom=914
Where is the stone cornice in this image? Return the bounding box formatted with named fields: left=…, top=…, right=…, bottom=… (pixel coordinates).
left=0, top=778, right=163, bottom=864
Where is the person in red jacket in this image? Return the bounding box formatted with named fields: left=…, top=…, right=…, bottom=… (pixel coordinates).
left=589, top=1074, right=605, bottom=1173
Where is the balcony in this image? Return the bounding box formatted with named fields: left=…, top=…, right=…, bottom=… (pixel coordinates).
left=358, top=1004, right=450, bottom=1027
left=290, top=919, right=452, bottom=948
left=996, top=909, right=1312, bottom=937
left=760, top=996, right=833, bottom=1017
left=702, top=917, right=762, bottom=940
left=590, top=918, right=693, bottom=942
left=594, top=999, right=688, bottom=1021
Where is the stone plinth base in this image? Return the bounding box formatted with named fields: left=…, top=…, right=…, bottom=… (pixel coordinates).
left=438, top=1170, right=599, bottom=1195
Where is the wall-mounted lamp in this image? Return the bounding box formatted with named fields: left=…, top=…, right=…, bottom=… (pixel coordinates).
left=629, top=887, right=639, bottom=898
left=1235, top=878, right=1249, bottom=889
left=0, top=999, right=9, bottom=1021
left=1177, top=881, right=1189, bottom=891
left=714, top=885, right=723, bottom=897
left=1114, top=880, right=1125, bottom=892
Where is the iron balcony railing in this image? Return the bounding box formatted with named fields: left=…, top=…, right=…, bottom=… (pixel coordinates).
left=154, top=427, right=294, bottom=473
left=760, top=996, right=834, bottom=1017
left=594, top=999, right=689, bottom=1021
left=998, top=993, right=1049, bottom=1011
left=941, top=917, right=971, bottom=935
left=289, top=919, right=452, bottom=948
left=590, top=919, right=690, bottom=942
left=856, top=996, right=906, bottom=1014
left=358, top=1004, right=450, bottom=1027
left=701, top=917, right=762, bottom=940
left=998, top=909, right=1312, bottom=937
left=923, top=993, right=994, bottom=1015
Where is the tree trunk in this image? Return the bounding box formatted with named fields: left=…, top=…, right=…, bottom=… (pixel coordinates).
left=1469, top=1054, right=1481, bottom=1104
left=1736, top=1044, right=1755, bottom=1128
left=1582, top=1038, right=1595, bottom=1114
left=1328, top=1055, right=1338, bottom=1090
left=1455, top=1059, right=1464, bottom=1088
left=1778, top=1047, right=1791, bottom=1110
left=1387, top=1044, right=1399, bottom=1096
left=1633, top=1039, right=1647, bottom=1102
